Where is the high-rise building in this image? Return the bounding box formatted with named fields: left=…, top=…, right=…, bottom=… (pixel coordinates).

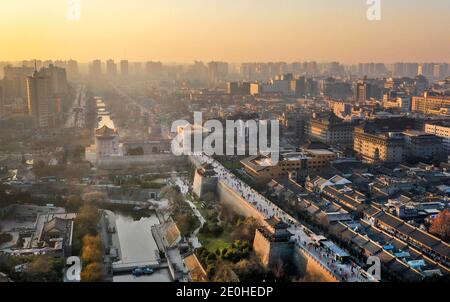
left=305, top=78, right=319, bottom=97
left=327, top=61, right=344, bottom=76
left=120, top=60, right=129, bottom=76
left=208, top=61, right=228, bottom=85
left=146, top=61, right=163, bottom=77
left=354, top=81, right=368, bottom=103
left=133, top=62, right=143, bottom=75
left=3, top=65, right=35, bottom=99
left=0, top=84, right=3, bottom=117
left=354, top=80, right=382, bottom=103
left=405, top=63, right=419, bottom=78
left=25, top=64, right=68, bottom=128
left=393, top=63, right=405, bottom=78
left=89, top=60, right=102, bottom=77
left=419, top=63, right=435, bottom=79
left=26, top=70, right=53, bottom=128
left=67, top=59, right=79, bottom=79
left=290, top=76, right=306, bottom=97
left=320, top=77, right=352, bottom=100
left=106, top=59, right=117, bottom=77
left=41, top=64, right=68, bottom=95
left=227, top=82, right=251, bottom=95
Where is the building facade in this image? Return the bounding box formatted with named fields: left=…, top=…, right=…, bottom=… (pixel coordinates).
left=307, top=113, right=355, bottom=146
left=241, top=152, right=309, bottom=184
left=95, top=125, right=121, bottom=159
left=241, top=150, right=337, bottom=184
left=412, top=94, right=450, bottom=114
left=354, top=127, right=404, bottom=163
left=26, top=70, right=53, bottom=128
left=403, top=130, right=444, bottom=159
left=425, top=122, right=450, bottom=155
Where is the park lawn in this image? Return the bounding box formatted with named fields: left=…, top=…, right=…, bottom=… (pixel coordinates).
left=198, top=232, right=232, bottom=253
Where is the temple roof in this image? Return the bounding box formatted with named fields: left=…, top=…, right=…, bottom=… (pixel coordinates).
left=95, top=125, right=117, bottom=137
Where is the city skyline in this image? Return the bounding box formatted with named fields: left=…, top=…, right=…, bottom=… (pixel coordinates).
left=0, top=0, right=449, bottom=63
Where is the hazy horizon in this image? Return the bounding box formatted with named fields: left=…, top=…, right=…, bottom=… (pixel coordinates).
left=1, top=0, right=449, bottom=63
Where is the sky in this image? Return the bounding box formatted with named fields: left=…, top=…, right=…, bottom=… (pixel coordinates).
left=0, top=0, right=449, bottom=63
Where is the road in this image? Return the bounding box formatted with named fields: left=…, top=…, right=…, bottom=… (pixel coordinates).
left=65, top=84, right=87, bottom=128
left=109, top=83, right=153, bottom=115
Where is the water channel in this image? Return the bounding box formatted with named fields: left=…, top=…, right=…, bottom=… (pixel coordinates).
left=111, top=213, right=172, bottom=282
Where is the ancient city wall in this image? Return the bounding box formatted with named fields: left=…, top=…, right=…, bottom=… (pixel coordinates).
left=217, top=180, right=267, bottom=223
left=293, top=246, right=339, bottom=282
left=98, top=154, right=186, bottom=169
left=217, top=180, right=339, bottom=282
left=192, top=170, right=217, bottom=199
left=253, top=231, right=272, bottom=266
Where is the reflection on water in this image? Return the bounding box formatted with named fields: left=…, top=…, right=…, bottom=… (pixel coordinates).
left=115, top=214, right=160, bottom=263
left=113, top=213, right=172, bottom=282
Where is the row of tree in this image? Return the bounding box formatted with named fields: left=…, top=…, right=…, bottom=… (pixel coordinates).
left=429, top=209, right=450, bottom=242
left=80, top=235, right=104, bottom=282
left=72, top=204, right=100, bottom=255
left=0, top=254, right=64, bottom=282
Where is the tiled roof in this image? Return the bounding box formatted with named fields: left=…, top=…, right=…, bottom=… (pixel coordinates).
left=95, top=125, right=117, bottom=136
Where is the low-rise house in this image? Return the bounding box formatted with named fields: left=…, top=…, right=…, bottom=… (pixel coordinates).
left=363, top=206, right=450, bottom=267
left=321, top=185, right=366, bottom=213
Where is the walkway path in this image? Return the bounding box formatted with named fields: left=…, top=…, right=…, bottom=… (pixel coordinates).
left=171, top=177, right=206, bottom=249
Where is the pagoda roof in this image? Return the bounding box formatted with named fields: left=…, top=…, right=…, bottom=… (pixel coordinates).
left=95, top=125, right=117, bottom=136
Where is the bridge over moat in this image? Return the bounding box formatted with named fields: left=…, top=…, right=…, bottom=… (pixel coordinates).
left=112, top=260, right=168, bottom=274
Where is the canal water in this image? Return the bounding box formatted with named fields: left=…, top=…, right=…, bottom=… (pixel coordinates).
left=112, top=213, right=172, bottom=282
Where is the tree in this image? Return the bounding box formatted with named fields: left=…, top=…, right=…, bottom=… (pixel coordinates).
left=233, top=258, right=276, bottom=282
left=72, top=204, right=100, bottom=255
left=202, top=192, right=216, bottom=203
left=161, top=186, right=184, bottom=212
left=80, top=234, right=104, bottom=282
left=29, top=256, right=52, bottom=274
left=429, top=210, right=450, bottom=242
left=22, top=255, right=64, bottom=282
left=231, top=217, right=259, bottom=243
left=219, top=201, right=241, bottom=225
left=81, top=262, right=103, bottom=282
left=81, top=235, right=103, bottom=264
left=66, top=195, right=83, bottom=211
left=82, top=191, right=107, bottom=204
left=211, top=260, right=239, bottom=282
